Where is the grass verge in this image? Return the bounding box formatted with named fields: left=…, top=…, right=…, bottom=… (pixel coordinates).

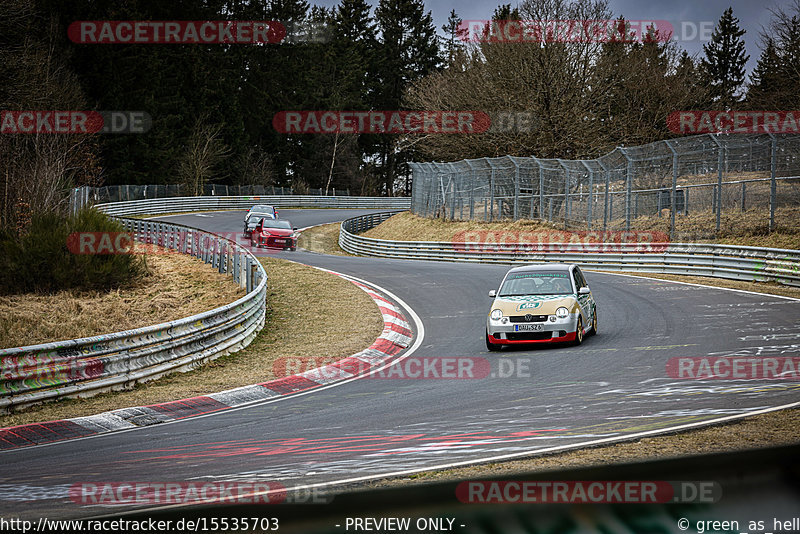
left=0, top=251, right=244, bottom=348
left=298, top=222, right=351, bottom=256
left=362, top=210, right=800, bottom=250
left=0, top=257, right=383, bottom=427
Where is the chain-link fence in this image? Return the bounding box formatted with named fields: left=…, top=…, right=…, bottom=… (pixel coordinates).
left=410, top=133, right=800, bottom=238
left=71, top=183, right=351, bottom=211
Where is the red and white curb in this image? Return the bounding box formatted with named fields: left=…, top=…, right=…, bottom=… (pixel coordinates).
left=0, top=271, right=413, bottom=450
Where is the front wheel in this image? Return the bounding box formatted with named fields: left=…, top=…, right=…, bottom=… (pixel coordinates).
left=590, top=308, right=597, bottom=336
left=486, top=330, right=501, bottom=352
left=573, top=316, right=584, bottom=346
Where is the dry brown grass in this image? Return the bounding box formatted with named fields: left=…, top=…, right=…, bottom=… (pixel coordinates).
left=361, top=210, right=800, bottom=250
left=0, top=251, right=245, bottom=348
left=298, top=222, right=351, bottom=256
left=0, top=257, right=383, bottom=428
left=365, top=407, right=800, bottom=488
left=627, top=206, right=800, bottom=249
left=362, top=211, right=563, bottom=242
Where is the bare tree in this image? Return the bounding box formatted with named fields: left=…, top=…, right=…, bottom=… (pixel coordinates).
left=0, top=0, right=101, bottom=232
left=178, top=116, right=231, bottom=196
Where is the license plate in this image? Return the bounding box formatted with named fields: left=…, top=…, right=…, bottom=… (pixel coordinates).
left=515, top=324, right=543, bottom=331
left=273, top=239, right=286, bottom=243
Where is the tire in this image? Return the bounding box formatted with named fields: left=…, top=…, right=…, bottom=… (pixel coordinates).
left=573, top=316, right=584, bottom=346
left=486, top=330, right=502, bottom=352
left=590, top=308, right=597, bottom=336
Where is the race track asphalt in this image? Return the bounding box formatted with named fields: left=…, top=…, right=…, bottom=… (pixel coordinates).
left=1, top=209, right=798, bottom=520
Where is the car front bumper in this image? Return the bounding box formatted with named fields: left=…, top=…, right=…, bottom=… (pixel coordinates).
left=253, top=236, right=296, bottom=249
left=487, top=313, right=580, bottom=344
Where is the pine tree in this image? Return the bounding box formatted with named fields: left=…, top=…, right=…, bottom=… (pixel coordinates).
left=493, top=4, right=521, bottom=21
left=700, top=7, right=749, bottom=110
left=747, top=39, right=783, bottom=108
left=373, top=0, right=441, bottom=195
left=441, top=9, right=466, bottom=65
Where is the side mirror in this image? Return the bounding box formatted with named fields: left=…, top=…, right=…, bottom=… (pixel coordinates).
left=488, top=290, right=497, bottom=298
left=578, top=287, right=590, bottom=295
left=293, top=227, right=298, bottom=231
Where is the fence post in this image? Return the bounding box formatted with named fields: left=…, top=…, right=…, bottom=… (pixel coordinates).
left=558, top=160, right=570, bottom=229
left=665, top=140, right=678, bottom=241
left=769, top=133, right=777, bottom=231
left=581, top=161, right=593, bottom=230
left=741, top=182, right=746, bottom=212
left=618, top=147, right=632, bottom=231
left=598, top=159, right=610, bottom=233
left=537, top=158, right=545, bottom=222
left=710, top=134, right=724, bottom=231
left=512, top=157, right=520, bottom=220
left=685, top=188, right=689, bottom=215
left=448, top=163, right=457, bottom=220
left=487, top=159, right=496, bottom=222
left=465, top=160, right=475, bottom=220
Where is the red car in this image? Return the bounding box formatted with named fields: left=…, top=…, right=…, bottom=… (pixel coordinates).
left=250, top=218, right=298, bottom=250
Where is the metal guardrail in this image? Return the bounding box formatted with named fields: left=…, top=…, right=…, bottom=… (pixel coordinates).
left=95, top=196, right=412, bottom=217
left=0, top=218, right=267, bottom=413
left=340, top=212, right=800, bottom=287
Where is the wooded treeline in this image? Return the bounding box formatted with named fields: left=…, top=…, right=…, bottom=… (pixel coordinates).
left=1, top=0, right=799, bottom=233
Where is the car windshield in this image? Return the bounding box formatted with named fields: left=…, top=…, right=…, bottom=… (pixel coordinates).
left=247, top=212, right=274, bottom=223
left=259, top=219, right=292, bottom=230
left=498, top=272, right=573, bottom=296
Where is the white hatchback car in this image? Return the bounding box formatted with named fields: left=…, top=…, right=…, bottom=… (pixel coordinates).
left=486, top=263, right=597, bottom=350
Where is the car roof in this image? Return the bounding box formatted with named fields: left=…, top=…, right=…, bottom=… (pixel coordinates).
left=247, top=210, right=275, bottom=219
left=249, top=205, right=275, bottom=211
left=506, top=263, right=574, bottom=274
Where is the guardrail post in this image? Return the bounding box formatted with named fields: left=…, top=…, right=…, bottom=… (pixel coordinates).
left=245, top=256, right=253, bottom=292
left=769, top=133, right=777, bottom=232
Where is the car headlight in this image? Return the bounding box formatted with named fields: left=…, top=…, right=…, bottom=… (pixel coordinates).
left=555, top=307, right=569, bottom=318
left=490, top=309, right=503, bottom=321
